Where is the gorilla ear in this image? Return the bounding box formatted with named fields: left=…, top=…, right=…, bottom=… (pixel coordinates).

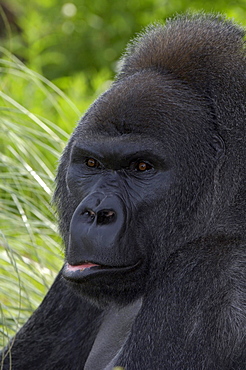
left=211, top=134, right=225, bottom=159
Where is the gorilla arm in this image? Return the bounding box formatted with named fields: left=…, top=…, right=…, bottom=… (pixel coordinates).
left=1, top=268, right=102, bottom=370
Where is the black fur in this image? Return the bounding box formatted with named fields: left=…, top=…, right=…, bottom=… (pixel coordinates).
left=1, top=13, right=246, bottom=369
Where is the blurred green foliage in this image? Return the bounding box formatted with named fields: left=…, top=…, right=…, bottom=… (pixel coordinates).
left=1, top=0, right=246, bottom=350
left=3, top=0, right=246, bottom=90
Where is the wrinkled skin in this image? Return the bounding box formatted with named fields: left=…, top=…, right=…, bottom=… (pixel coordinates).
left=1, top=14, right=246, bottom=370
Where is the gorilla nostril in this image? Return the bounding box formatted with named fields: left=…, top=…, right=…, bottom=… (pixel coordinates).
left=81, top=209, right=96, bottom=222
left=97, top=209, right=116, bottom=225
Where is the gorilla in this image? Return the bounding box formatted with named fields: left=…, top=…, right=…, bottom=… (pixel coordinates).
left=1, top=13, right=246, bottom=370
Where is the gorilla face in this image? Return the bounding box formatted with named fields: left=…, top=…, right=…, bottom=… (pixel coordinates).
left=60, top=71, right=218, bottom=307
left=63, top=133, right=172, bottom=305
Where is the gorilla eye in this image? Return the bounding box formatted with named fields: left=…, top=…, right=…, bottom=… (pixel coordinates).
left=136, top=161, right=152, bottom=171
left=86, top=158, right=99, bottom=168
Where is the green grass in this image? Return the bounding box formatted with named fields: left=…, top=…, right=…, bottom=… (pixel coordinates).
left=0, top=50, right=110, bottom=348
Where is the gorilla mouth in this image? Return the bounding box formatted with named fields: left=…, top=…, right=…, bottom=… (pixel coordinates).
left=66, top=262, right=100, bottom=271
left=62, top=261, right=141, bottom=281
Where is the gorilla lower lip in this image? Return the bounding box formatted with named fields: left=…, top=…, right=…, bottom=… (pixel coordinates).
left=66, top=262, right=99, bottom=272
left=62, top=261, right=141, bottom=281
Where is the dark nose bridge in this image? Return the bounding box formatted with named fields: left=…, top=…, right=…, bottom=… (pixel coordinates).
left=86, top=173, right=130, bottom=220
left=91, top=171, right=120, bottom=194
left=83, top=191, right=108, bottom=210
left=81, top=192, right=117, bottom=226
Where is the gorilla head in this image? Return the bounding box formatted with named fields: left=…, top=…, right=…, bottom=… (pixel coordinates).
left=54, top=14, right=246, bottom=309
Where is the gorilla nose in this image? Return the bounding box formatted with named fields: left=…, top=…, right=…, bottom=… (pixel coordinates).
left=67, top=193, right=126, bottom=264
left=83, top=208, right=116, bottom=226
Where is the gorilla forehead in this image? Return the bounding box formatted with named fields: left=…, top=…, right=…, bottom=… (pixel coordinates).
left=79, top=70, right=210, bottom=139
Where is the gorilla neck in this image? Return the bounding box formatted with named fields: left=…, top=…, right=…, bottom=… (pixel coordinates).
left=84, top=298, right=142, bottom=370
